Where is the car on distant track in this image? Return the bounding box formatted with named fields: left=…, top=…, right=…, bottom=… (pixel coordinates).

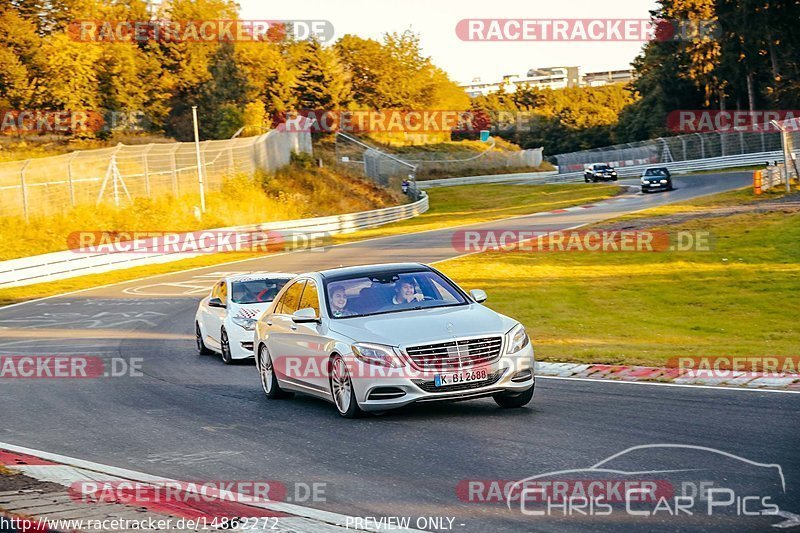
left=253, top=263, right=536, bottom=418
left=195, top=273, right=295, bottom=364
left=584, top=163, right=618, bottom=182
left=640, top=167, right=673, bottom=192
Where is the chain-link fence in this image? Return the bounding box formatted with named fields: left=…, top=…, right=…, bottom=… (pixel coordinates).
left=775, top=118, right=800, bottom=186
left=0, top=129, right=312, bottom=222
left=334, top=132, right=543, bottom=196
left=335, top=132, right=420, bottom=199
left=555, top=130, right=784, bottom=174
left=408, top=144, right=543, bottom=179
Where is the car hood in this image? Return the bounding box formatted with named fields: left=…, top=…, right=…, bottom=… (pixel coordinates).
left=328, top=304, right=517, bottom=347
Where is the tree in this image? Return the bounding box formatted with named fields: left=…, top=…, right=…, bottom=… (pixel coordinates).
left=293, top=38, right=351, bottom=110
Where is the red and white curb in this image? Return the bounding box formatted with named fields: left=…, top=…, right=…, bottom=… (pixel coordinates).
left=536, top=362, right=800, bottom=392
left=0, top=444, right=424, bottom=532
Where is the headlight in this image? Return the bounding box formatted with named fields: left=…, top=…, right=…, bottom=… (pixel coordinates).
left=660, top=179, right=668, bottom=183
left=232, top=316, right=257, bottom=331
left=506, top=323, right=530, bottom=354
left=611, top=171, right=617, bottom=175
left=352, top=343, right=402, bottom=367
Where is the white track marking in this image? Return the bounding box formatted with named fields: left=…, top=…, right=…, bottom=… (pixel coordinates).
left=538, top=375, right=800, bottom=394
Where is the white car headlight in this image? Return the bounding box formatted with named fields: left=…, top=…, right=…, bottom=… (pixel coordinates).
left=352, top=343, right=402, bottom=367
left=660, top=179, right=668, bottom=183
left=506, top=323, right=530, bottom=354
left=232, top=316, right=257, bottom=331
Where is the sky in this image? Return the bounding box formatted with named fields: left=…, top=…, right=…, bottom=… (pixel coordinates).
left=238, top=0, right=660, bottom=84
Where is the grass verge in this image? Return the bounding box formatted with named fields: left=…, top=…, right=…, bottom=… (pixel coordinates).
left=0, top=183, right=620, bottom=307
left=332, top=183, right=619, bottom=243
left=437, top=191, right=800, bottom=367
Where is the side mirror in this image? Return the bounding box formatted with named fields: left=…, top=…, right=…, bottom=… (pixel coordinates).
left=470, top=289, right=488, bottom=303
left=292, top=307, right=320, bottom=323
left=208, top=297, right=225, bottom=308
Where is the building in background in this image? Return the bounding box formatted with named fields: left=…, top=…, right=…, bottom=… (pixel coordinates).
left=461, top=66, right=634, bottom=96
left=582, top=69, right=636, bottom=87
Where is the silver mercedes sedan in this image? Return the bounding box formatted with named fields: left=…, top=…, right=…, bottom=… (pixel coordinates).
left=253, top=263, right=535, bottom=417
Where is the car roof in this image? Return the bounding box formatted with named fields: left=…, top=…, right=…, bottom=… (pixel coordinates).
left=317, top=263, right=429, bottom=280
left=227, top=272, right=296, bottom=282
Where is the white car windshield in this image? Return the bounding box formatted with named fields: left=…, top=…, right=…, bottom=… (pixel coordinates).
left=325, top=270, right=468, bottom=318
left=231, top=279, right=291, bottom=304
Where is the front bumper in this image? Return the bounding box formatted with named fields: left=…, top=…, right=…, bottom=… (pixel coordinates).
left=642, top=181, right=669, bottom=191
left=350, top=343, right=536, bottom=412
left=226, top=325, right=256, bottom=359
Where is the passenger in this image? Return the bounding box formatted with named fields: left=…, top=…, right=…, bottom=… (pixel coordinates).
left=392, top=281, right=424, bottom=305
left=329, top=284, right=352, bottom=317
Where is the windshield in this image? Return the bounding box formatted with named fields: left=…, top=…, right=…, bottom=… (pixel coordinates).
left=230, top=278, right=291, bottom=304
left=594, top=164, right=611, bottom=170
left=325, top=270, right=468, bottom=318
left=645, top=168, right=665, bottom=176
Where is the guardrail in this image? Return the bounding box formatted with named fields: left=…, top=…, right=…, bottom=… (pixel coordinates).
left=0, top=194, right=429, bottom=288
left=418, top=171, right=559, bottom=188
left=568, top=151, right=781, bottom=179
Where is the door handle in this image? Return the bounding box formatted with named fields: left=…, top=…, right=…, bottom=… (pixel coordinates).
left=267, top=321, right=273, bottom=326
left=290, top=324, right=297, bottom=331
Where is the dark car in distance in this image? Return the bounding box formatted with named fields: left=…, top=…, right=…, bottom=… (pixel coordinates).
left=584, top=164, right=618, bottom=182
left=640, top=167, right=673, bottom=192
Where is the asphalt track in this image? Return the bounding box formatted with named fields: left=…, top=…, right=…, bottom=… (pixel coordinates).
left=1, top=171, right=798, bottom=532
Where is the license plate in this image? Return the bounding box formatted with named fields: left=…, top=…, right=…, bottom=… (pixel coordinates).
left=434, top=368, right=488, bottom=387
left=649, top=183, right=661, bottom=186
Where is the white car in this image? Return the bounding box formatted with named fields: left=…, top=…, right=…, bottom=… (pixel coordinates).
left=253, top=263, right=535, bottom=417
left=195, top=273, right=295, bottom=364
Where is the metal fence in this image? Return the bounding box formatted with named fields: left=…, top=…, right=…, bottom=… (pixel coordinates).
left=775, top=118, right=800, bottom=186
left=410, top=146, right=543, bottom=179
left=334, top=132, right=543, bottom=194
left=555, top=130, right=784, bottom=174
left=0, top=128, right=313, bottom=222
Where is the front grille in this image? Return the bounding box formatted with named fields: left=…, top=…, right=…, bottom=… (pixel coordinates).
left=404, top=336, right=503, bottom=371
left=412, top=369, right=504, bottom=393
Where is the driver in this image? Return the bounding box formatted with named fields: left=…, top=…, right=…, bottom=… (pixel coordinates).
left=232, top=284, right=249, bottom=303
left=392, top=281, right=424, bottom=305
left=329, top=284, right=353, bottom=317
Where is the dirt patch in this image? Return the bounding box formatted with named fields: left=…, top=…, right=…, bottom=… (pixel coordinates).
left=0, top=469, right=64, bottom=494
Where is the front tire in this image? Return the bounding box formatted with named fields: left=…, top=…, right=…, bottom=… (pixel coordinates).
left=330, top=354, right=363, bottom=418
left=220, top=328, right=233, bottom=365
left=494, top=384, right=535, bottom=408
left=196, top=322, right=212, bottom=355
left=258, top=345, right=292, bottom=399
